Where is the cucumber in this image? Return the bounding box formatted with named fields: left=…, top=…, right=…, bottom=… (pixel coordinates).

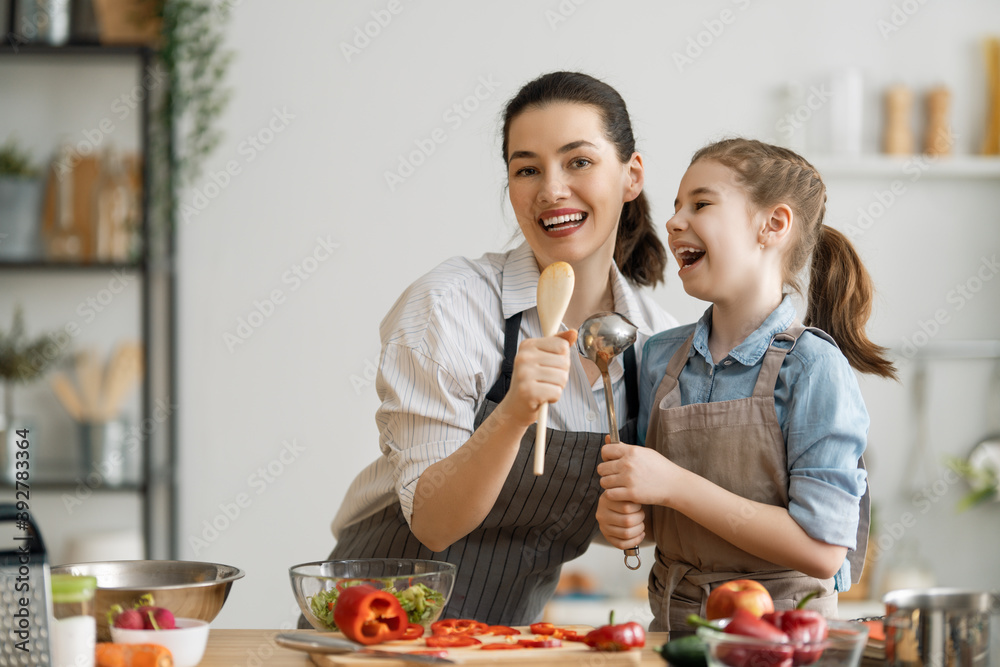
left=656, top=634, right=707, bottom=666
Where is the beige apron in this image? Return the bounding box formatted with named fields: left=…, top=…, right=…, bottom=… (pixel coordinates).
left=646, top=325, right=870, bottom=633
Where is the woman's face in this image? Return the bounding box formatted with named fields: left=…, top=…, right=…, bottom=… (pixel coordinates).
left=666, top=159, right=766, bottom=306
left=506, top=102, right=643, bottom=271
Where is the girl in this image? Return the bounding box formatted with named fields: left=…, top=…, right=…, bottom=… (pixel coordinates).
left=596, top=138, right=896, bottom=633
left=323, top=72, right=677, bottom=625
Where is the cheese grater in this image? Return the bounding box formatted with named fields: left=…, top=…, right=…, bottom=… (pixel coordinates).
left=1, top=503, right=51, bottom=666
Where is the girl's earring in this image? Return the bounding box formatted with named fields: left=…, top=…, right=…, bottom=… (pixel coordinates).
left=759, top=242, right=765, bottom=250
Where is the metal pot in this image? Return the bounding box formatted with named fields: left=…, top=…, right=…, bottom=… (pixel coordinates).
left=884, top=587, right=998, bottom=666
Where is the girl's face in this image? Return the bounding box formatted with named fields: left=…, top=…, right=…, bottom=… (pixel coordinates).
left=506, top=102, right=643, bottom=271
left=666, top=159, right=768, bottom=306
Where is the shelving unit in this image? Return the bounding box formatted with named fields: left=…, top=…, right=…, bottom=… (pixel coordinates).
left=812, top=154, right=1000, bottom=179
left=0, top=43, right=176, bottom=560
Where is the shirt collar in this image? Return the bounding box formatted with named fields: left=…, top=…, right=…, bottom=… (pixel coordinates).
left=691, top=294, right=798, bottom=366
left=501, top=242, right=652, bottom=336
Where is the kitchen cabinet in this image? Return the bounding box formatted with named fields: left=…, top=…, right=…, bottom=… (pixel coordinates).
left=0, top=43, right=176, bottom=561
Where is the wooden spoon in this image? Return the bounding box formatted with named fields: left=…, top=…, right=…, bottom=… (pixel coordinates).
left=534, top=261, right=575, bottom=476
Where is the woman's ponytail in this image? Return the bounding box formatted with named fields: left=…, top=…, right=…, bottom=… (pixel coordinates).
left=805, top=225, right=897, bottom=379
left=615, top=191, right=667, bottom=288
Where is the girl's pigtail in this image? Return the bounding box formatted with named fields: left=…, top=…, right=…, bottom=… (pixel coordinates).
left=805, top=225, right=897, bottom=379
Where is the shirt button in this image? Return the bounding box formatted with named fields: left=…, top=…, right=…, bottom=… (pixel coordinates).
left=724, top=360, right=733, bottom=366
left=586, top=411, right=598, bottom=421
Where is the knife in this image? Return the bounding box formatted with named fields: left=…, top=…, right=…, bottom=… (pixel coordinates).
left=274, top=633, right=459, bottom=664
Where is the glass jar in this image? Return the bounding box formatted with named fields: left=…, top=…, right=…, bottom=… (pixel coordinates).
left=50, top=573, right=97, bottom=667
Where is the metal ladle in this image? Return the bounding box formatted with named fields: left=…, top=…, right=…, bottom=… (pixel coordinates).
left=578, top=311, right=642, bottom=570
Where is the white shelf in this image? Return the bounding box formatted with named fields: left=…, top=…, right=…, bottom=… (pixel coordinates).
left=811, top=154, right=1000, bottom=179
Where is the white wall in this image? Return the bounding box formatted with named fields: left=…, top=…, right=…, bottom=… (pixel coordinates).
left=4, top=0, right=999, bottom=631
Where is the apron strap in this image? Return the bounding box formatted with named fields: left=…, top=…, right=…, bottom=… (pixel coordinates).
left=485, top=311, right=523, bottom=404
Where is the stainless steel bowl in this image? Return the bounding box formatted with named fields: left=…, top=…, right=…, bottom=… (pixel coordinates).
left=884, top=588, right=997, bottom=666
left=52, top=560, right=244, bottom=641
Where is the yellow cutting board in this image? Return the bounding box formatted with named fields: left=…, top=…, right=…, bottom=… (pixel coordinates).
left=308, top=625, right=642, bottom=666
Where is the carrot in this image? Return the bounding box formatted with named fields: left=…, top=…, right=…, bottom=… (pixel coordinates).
left=95, top=643, right=173, bottom=667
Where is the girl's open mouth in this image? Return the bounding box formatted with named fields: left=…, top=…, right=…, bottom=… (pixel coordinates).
left=674, top=247, right=706, bottom=269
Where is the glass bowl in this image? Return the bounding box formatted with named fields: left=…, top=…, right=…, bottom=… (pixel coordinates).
left=290, top=558, right=456, bottom=632
left=696, top=617, right=869, bottom=667
left=109, top=618, right=210, bottom=667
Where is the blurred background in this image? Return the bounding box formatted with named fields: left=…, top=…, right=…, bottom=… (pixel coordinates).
left=1, top=0, right=998, bottom=630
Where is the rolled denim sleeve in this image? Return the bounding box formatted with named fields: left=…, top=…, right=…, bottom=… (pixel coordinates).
left=781, top=340, right=869, bottom=549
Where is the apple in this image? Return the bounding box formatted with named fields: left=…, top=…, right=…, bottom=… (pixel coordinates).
left=706, top=579, right=775, bottom=620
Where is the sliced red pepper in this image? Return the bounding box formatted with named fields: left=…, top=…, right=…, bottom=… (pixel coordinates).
left=517, top=637, right=563, bottom=648
left=332, top=584, right=408, bottom=646
left=529, top=622, right=556, bottom=635
left=553, top=628, right=585, bottom=641
left=484, top=625, right=520, bottom=636
left=479, top=643, right=525, bottom=650
left=425, top=635, right=482, bottom=648
left=430, top=618, right=489, bottom=636
left=401, top=623, right=425, bottom=640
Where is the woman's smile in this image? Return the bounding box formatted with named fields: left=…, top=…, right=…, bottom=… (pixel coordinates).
left=539, top=208, right=588, bottom=236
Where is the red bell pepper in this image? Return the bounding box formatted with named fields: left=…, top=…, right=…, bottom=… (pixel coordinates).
left=517, top=637, right=563, bottom=648
left=528, top=622, right=556, bottom=635
left=430, top=618, right=489, bottom=636
left=761, top=593, right=828, bottom=666
left=583, top=612, right=646, bottom=651
left=688, top=611, right=793, bottom=667
left=332, top=584, right=408, bottom=645
left=401, top=623, right=425, bottom=640
left=484, top=625, right=520, bottom=636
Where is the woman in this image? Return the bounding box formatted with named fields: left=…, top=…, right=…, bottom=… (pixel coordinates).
left=326, top=71, right=677, bottom=625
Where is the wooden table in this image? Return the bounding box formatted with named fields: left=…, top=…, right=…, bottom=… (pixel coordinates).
left=199, top=629, right=673, bottom=666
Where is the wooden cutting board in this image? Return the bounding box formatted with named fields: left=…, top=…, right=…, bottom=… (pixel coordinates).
left=308, top=626, right=642, bottom=666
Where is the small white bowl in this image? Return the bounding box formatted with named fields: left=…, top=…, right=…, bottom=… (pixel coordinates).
left=109, top=618, right=210, bottom=667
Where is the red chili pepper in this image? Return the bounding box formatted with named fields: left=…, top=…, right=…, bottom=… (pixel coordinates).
left=583, top=612, right=646, bottom=651
left=528, top=622, right=556, bottom=635
left=762, top=593, right=829, bottom=666
left=479, top=643, right=524, bottom=650
left=484, top=625, right=520, bottom=636
left=430, top=618, right=489, bottom=636
left=332, top=584, right=408, bottom=646
left=401, top=623, right=425, bottom=640
left=425, top=635, right=482, bottom=648
left=517, top=638, right=563, bottom=648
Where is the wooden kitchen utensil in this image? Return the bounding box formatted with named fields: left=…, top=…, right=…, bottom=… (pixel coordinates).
left=50, top=371, right=85, bottom=421
left=100, top=341, right=142, bottom=421
left=75, top=349, right=104, bottom=420
left=884, top=84, right=915, bottom=155
left=923, top=86, right=952, bottom=156
left=534, top=262, right=575, bottom=476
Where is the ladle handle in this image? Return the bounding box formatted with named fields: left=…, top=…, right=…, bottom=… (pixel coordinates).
left=600, top=366, right=641, bottom=569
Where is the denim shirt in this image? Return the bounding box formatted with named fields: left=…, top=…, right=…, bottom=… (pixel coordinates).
left=638, top=296, right=868, bottom=591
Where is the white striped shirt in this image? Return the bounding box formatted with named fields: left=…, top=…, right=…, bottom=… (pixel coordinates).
left=331, top=242, right=678, bottom=536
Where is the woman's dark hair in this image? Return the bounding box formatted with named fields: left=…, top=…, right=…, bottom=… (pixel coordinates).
left=501, top=71, right=667, bottom=287
left=691, top=138, right=897, bottom=379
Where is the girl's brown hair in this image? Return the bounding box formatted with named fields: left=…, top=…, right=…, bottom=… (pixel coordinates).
left=691, top=138, right=897, bottom=379
left=501, top=71, right=667, bottom=287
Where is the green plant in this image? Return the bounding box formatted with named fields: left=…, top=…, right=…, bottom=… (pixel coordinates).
left=946, top=454, right=999, bottom=511
left=0, top=305, right=62, bottom=384
left=0, top=138, right=40, bottom=178
left=147, top=0, right=233, bottom=244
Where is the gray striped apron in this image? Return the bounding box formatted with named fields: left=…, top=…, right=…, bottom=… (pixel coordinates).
left=646, top=324, right=870, bottom=634
left=327, top=311, right=639, bottom=625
